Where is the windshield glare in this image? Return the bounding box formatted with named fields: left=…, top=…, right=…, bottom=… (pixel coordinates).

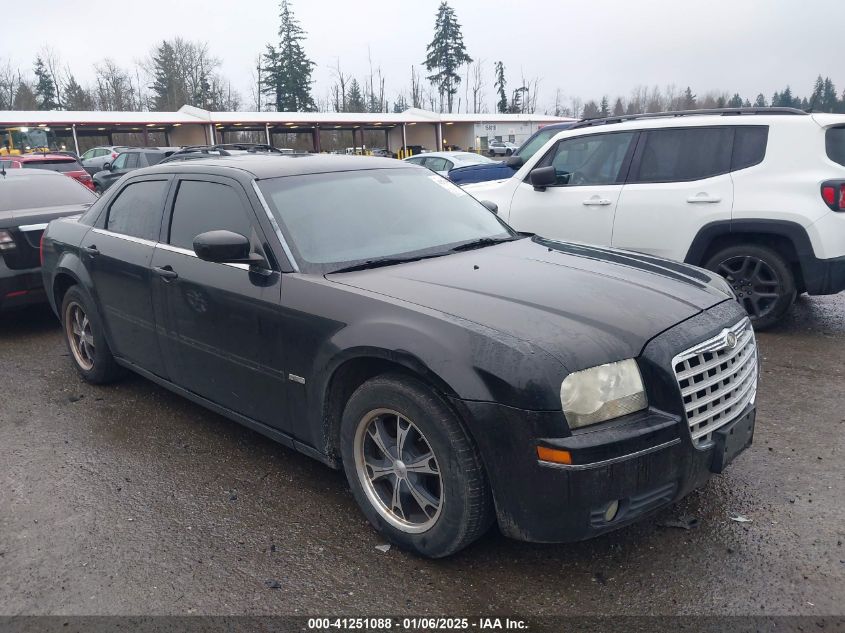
left=258, top=168, right=514, bottom=272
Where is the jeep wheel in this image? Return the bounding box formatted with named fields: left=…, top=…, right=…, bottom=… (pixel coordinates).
left=61, top=286, right=124, bottom=383
left=705, top=244, right=796, bottom=330
left=340, top=374, right=493, bottom=558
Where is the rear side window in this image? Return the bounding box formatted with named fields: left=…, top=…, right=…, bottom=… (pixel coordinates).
left=106, top=180, right=168, bottom=241
left=124, top=153, right=140, bottom=169
left=168, top=180, right=258, bottom=251
left=632, top=127, right=733, bottom=183
left=826, top=127, right=845, bottom=167
left=731, top=126, right=768, bottom=171
left=22, top=160, right=80, bottom=173
left=144, top=152, right=165, bottom=166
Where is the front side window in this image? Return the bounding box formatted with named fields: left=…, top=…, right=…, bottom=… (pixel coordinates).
left=111, top=153, right=127, bottom=170
left=632, top=127, right=733, bottom=183
left=516, top=127, right=564, bottom=160
left=540, top=132, right=636, bottom=186
left=81, top=149, right=95, bottom=160
left=826, top=127, right=845, bottom=167
left=106, top=180, right=168, bottom=241
left=168, top=180, right=258, bottom=251
left=258, top=168, right=515, bottom=272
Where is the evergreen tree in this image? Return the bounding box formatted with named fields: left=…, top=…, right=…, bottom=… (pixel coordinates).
left=33, top=56, right=58, bottom=110
left=743, top=98, right=752, bottom=108
left=346, top=79, right=365, bottom=112
left=423, top=2, right=472, bottom=112
left=821, top=78, right=838, bottom=112
left=63, top=75, right=94, bottom=110
left=754, top=94, right=767, bottom=107
left=393, top=94, right=408, bottom=113
left=612, top=97, right=625, bottom=116
left=150, top=40, right=183, bottom=111
left=809, top=75, right=824, bottom=110
left=582, top=100, right=600, bottom=118
left=727, top=93, right=743, bottom=108
left=682, top=86, right=696, bottom=110
left=261, top=0, right=316, bottom=112
left=13, top=81, right=38, bottom=110
left=771, top=91, right=780, bottom=107
left=599, top=96, right=610, bottom=117
left=494, top=61, right=507, bottom=114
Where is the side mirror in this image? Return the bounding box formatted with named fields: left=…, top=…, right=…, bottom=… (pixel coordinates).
left=480, top=200, right=498, bottom=214
left=504, top=155, right=524, bottom=169
left=193, top=230, right=266, bottom=267
left=529, top=166, right=557, bottom=191
left=103, top=163, right=111, bottom=171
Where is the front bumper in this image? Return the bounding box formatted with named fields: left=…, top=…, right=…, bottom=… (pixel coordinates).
left=0, top=259, right=46, bottom=312
left=454, top=299, right=756, bottom=543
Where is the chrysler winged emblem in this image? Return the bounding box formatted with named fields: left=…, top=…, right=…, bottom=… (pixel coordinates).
left=725, top=331, right=738, bottom=350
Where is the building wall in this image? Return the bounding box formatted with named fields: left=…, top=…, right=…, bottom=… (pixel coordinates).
left=473, top=121, right=540, bottom=149
left=170, top=125, right=208, bottom=146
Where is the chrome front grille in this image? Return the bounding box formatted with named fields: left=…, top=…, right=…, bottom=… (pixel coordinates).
left=672, top=318, right=758, bottom=447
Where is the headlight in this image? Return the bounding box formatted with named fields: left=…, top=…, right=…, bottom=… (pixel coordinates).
left=560, top=359, right=648, bottom=428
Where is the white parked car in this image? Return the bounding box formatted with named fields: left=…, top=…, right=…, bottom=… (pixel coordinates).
left=403, top=151, right=495, bottom=177
left=465, top=108, right=845, bottom=328
left=487, top=139, right=519, bottom=156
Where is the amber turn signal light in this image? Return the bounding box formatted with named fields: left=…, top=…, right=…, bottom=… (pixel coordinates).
left=536, top=446, right=572, bottom=465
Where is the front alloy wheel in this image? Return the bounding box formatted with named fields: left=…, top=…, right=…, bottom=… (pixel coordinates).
left=354, top=408, right=443, bottom=533
left=65, top=301, right=95, bottom=371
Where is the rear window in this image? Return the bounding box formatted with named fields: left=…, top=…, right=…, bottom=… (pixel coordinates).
left=0, top=175, right=96, bottom=212
left=731, top=126, right=768, bottom=171
left=22, top=159, right=81, bottom=173
left=826, top=127, right=845, bottom=167
left=632, top=127, right=733, bottom=183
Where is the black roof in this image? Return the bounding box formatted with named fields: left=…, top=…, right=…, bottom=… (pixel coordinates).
left=144, top=153, right=409, bottom=179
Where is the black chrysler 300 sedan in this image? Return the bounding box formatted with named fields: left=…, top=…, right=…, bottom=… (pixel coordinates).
left=41, top=155, right=758, bottom=557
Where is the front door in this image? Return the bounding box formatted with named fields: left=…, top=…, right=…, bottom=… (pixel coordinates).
left=83, top=176, right=171, bottom=377
left=508, top=131, right=638, bottom=247
left=100, top=151, right=138, bottom=189
left=151, top=176, right=289, bottom=432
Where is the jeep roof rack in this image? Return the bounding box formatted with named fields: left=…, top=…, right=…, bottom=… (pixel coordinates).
left=571, top=107, right=808, bottom=129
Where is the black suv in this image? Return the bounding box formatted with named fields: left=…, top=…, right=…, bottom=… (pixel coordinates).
left=41, top=155, right=757, bottom=557
left=93, top=148, right=177, bottom=192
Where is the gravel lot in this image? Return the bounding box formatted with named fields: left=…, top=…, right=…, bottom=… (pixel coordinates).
left=1, top=297, right=843, bottom=617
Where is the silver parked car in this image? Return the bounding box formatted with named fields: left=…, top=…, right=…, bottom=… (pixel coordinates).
left=403, top=151, right=495, bottom=177
left=487, top=139, right=519, bottom=156
left=79, top=146, right=133, bottom=175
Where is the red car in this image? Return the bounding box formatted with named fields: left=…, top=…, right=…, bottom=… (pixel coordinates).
left=0, top=154, right=95, bottom=191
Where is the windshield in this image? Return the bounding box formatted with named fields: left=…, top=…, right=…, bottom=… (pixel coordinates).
left=9, top=129, right=53, bottom=151
left=455, top=153, right=494, bottom=163
left=0, top=175, right=96, bottom=212
left=516, top=127, right=569, bottom=160
left=258, top=168, right=515, bottom=273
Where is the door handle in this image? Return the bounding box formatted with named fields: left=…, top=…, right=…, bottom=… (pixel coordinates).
left=82, top=245, right=99, bottom=257
left=153, top=265, right=178, bottom=281
left=687, top=193, right=722, bottom=203
left=582, top=197, right=612, bottom=206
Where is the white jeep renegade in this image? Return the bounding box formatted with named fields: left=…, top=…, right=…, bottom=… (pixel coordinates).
left=465, top=108, right=845, bottom=328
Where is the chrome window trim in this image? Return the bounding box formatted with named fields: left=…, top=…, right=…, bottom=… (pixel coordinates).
left=92, top=227, right=157, bottom=247
left=538, top=438, right=681, bottom=470
left=155, top=242, right=252, bottom=271
left=251, top=180, right=300, bottom=273
left=19, top=223, right=48, bottom=232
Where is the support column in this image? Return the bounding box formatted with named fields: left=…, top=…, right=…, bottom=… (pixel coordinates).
left=71, top=124, right=79, bottom=156
left=384, top=129, right=390, bottom=152
left=265, top=123, right=271, bottom=146
left=436, top=122, right=443, bottom=150
left=312, top=126, right=321, bottom=153
left=401, top=123, right=407, bottom=157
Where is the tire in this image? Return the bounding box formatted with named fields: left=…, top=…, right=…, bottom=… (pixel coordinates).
left=505, top=149, right=513, bottom=156
left=61, top=285, right=124, bottom=384
left=340, top=374, right=494, bottom=558
left=704, top=244, right=796, bottom=330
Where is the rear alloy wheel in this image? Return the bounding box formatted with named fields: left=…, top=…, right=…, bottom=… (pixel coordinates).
left=340, top=374, right=493, bottom=558
left=705, top=244, right=796, bottom=330
left=61, top=286, right=124, bottom=383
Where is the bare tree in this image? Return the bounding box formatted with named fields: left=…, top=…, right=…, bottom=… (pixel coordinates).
left=330, top=58, right=350, bottom=112
left=39, top=46, right=65, bottom=108
left=470, top=59, right=485, bottom=114
left=410, top=66, right=423, bottom=109
left=95, top=59, right=136, bottom=111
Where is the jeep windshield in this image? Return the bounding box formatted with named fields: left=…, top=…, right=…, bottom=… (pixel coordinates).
left=257, top=167, right=518, bottom=274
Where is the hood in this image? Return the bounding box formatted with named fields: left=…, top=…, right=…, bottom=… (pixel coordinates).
left=328, top=237, right=732, bottom=371
left=0, top=203, right=90, bottom=228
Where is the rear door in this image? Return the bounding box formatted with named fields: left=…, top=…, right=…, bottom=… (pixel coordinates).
left=83, top=175, right=171, bottom=377
left=612, top=126, right=735, bottom=262
left=150, top=175, right=289, bottom=431
left=508, top=131, right=638, bottom=246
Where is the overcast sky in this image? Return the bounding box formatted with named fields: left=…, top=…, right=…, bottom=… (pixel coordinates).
left=5, top=0, right=841, bottom=111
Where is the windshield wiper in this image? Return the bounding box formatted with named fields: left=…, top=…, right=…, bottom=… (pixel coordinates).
left=449, top=236, right=519, bottom=252
left=330, top=253, right=445, bottom=274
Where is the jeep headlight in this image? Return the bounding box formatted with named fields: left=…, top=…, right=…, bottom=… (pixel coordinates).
left=560, top=359, right=648, bottom=428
